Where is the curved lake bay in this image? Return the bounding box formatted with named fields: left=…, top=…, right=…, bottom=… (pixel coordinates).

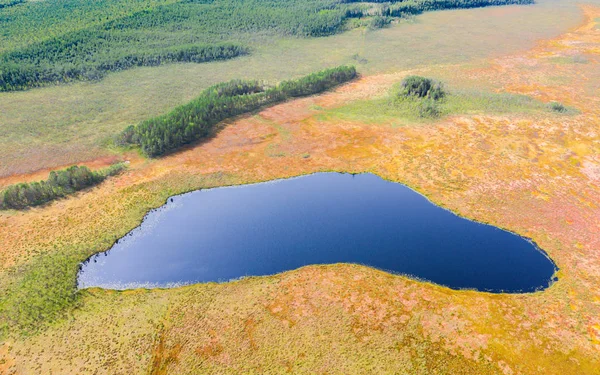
left=78, top=173, right=557, bottom=292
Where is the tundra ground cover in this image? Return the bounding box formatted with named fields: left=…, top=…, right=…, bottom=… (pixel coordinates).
left=1, top=2, right=600, bottom=375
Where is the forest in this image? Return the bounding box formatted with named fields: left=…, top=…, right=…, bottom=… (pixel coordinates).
left=0, top=0, right=24, bottom=10
left=0, top=163, right=126, bottom=210
left=0, top=42, right=247, bottom=91
left=0, top=0, right=534, bottom=91
left=123, top=65, right=357, bottom=157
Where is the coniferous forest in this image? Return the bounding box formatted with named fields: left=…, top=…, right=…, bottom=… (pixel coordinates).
left=123, top=66, right=358, bottom=157
left=0, top=0, right=24, bottom=10
left=0, top=0, right=533, bottom=91
left=0, top=43, right=247, bottom=91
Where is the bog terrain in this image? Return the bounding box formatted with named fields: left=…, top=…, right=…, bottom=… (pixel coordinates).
left=0, top=0, right=599, bottom=374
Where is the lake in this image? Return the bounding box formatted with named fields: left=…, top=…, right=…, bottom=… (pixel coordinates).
left=78, top=173, right=557, bottom=292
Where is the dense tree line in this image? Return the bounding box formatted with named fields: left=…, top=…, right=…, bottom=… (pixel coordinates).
left=0, top=163, right=126, bottom=210
left=344, top=0, right=533, bottom=18
left=276, top=66, right=357, bottom=97
left=0, top=42, right=247, bottom=91
left=100, top=0, right=346, bottom=38
left=0, top=0, right=534, bottom=91
left=124, top=66, right=357, bottom=157
left=0, top=0, right=346, bottom=91
left=0, top=0, right=25, bottom=9
left=387, top=0, right=534, bottom=17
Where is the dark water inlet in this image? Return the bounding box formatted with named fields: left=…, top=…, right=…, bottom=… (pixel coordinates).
left=78, top=173, right=557, bottom=292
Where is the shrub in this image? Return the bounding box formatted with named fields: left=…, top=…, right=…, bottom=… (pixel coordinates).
left=369, top=16, right=390, bottom=29
left=400, top=76, right=446, bottom=100
left=549, top=101, right=567, bottom=113
left=418, top=99, right=442, bottom=118
left=115, top=125, right=138, bottom=147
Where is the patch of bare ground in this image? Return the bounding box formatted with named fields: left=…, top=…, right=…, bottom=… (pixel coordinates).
left=2, top=6, right=600, bottom=375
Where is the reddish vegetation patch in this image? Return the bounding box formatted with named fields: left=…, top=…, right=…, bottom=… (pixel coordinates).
left=0, top=343, right=15, bottom=374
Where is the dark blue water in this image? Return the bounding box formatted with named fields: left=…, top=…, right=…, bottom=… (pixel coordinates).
left=78, top=173, right=557, bottom=292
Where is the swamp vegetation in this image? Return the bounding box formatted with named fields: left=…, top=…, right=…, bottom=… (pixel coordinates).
left=2, top=1, right=597, bottom=373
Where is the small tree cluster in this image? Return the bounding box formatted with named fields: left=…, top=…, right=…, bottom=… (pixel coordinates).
left=0, top=163, right=126, bottom=209
left=549, top=101, right=567, bottom=113
left=400, top=76, right=446, bottom=100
